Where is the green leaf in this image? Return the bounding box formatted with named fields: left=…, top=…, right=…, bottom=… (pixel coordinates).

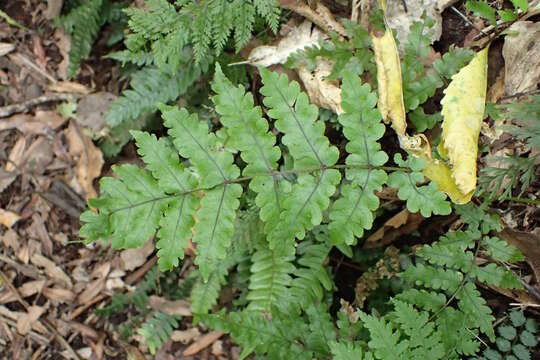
left=291, top=242, right=332, bottom=310
left=402, top=263, right=462, bottom=291
left=498, top=325, right=517, bottom=340
left=498, top=9, right=518, bottom=22
left=132, top=131, right=199, bottom=270
left=137, top=311, right=179, bottom=355
left=433, top=46, right=475, bottom=80
left=510, top=310, right=527, bottom=327
left=260, top=68, right=341, bottom=248
left=247, top=247, right=295, bottom=314
left=466, top=1, right=497, bottom=25
left=388, top=154, right=451, bottom=217
left=409, top=107, right=442, bottom=132
left=510, top=0, right=528, bottom=12
left=329, top=74, right=387, bottom=245
left=212, top=63, right=284, bottom=235
left=83, top=164, right=167, bottom=249
left=192, top=185, right=242, bottom=280
left=456, top=282, right=495, bottom=341
left=484, top=348, right=502, bottom=360
left=512, top=343, right=531, bottom=360
left=525, top=319, right=538, bottom=333
left=330, top=341, right=367, bottom=360
left=520, top=331, right=537, bottom=348
left=483, top=236, right=524, bottom=263
left=358, top=312, right=408, bottom=360
left=496, top=337, right=511, bottom=352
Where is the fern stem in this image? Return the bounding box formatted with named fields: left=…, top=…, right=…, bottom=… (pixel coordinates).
left=497, top=196, right=540, bottom=206
left=107, top=164, right=409, bottom=215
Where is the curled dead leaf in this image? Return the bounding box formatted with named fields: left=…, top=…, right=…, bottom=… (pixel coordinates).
left=247, top=21, right=324, bottom=67
left=297, top=57, right=342, bottom=114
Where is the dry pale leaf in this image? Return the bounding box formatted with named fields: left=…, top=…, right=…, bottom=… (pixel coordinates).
left=502, top=21, right=540, bottom=96
left=30, top=253, right=73, bottom=288
left=49, top=81, right=91, bottom=94
left=278, top=1, right=347, bottom=37
left=65, top=121, right=104, bottom=199
left=77, top=278, right=105, bottom=305
left=183, top=331, right=224, bottom=357
left=247, top=21, right=324, bottom=67
left=297, top=57, right=343, bottom=114
left=170, top=328, right=201, bottom=344
left=16, top=305, right=45, bottom=335
left=0, top=208, right=20, bottom=228
left=120, top=241, right=154, bottom=271
left=0, top=42, right=15, bottom=57
left=149, top=295, right=191, bottom=316
left=0, top=280, right=46, bottom=304
left=1, top=228, right=19, bottom=251
left=53, top=29, right=70, bottom=80
left=385, top=0, right=457, bottom=51
left=44, top=0, right=63, bottom=20
left=43, top=287, right=76, bottom=303
left=6, top=136, right=26, bottom=172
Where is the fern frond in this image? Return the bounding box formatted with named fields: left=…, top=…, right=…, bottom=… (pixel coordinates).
left=210, top=0, right=234, bottom=54
left=329, top=74, right=387, bottom=246
left=402, top=263, right=462, bottom=291
left=395, top=289, right=446, bottom=313
left=259, top=68, right=341, bottom=248
left=62, top=0, right=105, bottom=78
left=247, top=246, right=295, bottom=313
left=358, top=312, right=408, bottom=360
left=388, top=154, right=451, bottom=217
left=212, top=64, right=283, bottom=235
left=291, top=241, right=332, bottom=310
left=161, top=105, right=242, bottom=280
left=330, top=341, right=368, bottom=359
left=202, top=309, right=311, bottom=360
left=81, top=164, right=167, bottom=248
left=304, top=304, right=336, bottom=356
left=253, top=0, right=281, bottom=33
left=190, top=267, right=227, bottom=315
left=232, top=1, right=256, bottom=52
left=391, top=300, right=445, bottom=359
left=106, top=64, right=202, bottom=128
left=124, top=0, right=179, bottom=41
left=137, top=311, right=179, bottom=355
left=456, top=282, right=495, bottom=340
left=132, top=131, right=199, bottom=270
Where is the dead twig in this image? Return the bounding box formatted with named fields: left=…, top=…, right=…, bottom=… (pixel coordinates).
left=0, top=93, right=81, bottom=118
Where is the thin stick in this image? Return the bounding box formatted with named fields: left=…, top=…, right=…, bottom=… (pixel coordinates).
left=0, top=93, right=80, bottom=118
left=10, top=53, right=57, bottom=83
left=0, top=10, right=27, bottom=30
left=450, top=6, right=488, bottom=36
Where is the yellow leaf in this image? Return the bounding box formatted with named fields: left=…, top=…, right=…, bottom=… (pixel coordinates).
left=371, top=19, right=406, bottom=136
left=437, top=47, right=489, bottom=199
left=370, top=0, right=429, bottom=158
left=424, top=160, right=473, bottom=204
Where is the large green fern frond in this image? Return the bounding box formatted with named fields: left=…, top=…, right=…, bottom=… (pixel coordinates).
left=328, top=73, right=387, bottom=247
left=62, top=0, right=105, bottom=78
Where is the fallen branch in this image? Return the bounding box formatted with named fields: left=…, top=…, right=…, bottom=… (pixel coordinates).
left=0, top=93, right=80, bottom=118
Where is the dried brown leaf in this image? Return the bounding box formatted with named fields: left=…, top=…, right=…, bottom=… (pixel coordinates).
left=297, top=57, right=342, bottom=114
left=0, top=208, right=20, bottom=228
left=502, top=21, right=540, bottom=96
left=16, top=305, right=45, bottom=335
left=183, top=331, right=224, bottom=357
left=149, top=295, right=191, bottom=316
left=30, top=253, right=72, bottom=288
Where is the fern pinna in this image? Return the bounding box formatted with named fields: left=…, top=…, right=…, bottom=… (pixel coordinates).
left=81, top=64, right=523, bottom=359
